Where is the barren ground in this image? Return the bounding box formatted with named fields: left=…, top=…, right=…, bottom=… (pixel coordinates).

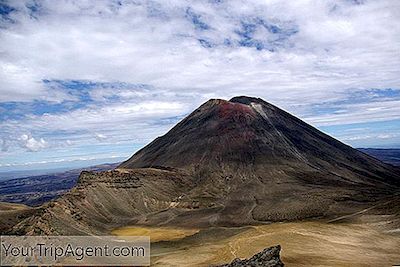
left=113, top=220, right=400, bottom=267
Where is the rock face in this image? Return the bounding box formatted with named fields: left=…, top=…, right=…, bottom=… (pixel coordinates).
left=217, top=245, right=284, bottom=267
left=12, top=168, right=194, bottom=235
left=10, top=96, right=400, bottom=234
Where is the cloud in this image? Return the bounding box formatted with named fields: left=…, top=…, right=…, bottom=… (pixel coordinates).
left=0, top=154, right=125, bottom=168
left=0, top=0, right=398, bottom=103
left=305, top=100, right=400, bottom=126
left=19, top=134, right=48, bottom=152
left=342, top=133, right=398, bottom=141
left=0, top=95, right=197, bottom=156
left=94, top=133, right=107, bottom=141
left=1, top=138, right=9, bottom=152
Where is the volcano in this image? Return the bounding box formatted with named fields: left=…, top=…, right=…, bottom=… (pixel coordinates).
left=11, top=96, right=400, bottom=235
left=121, top=96, right=399, bottom=186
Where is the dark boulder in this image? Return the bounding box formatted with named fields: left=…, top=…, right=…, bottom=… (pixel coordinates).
left=217, top=245, right=284, bottom=267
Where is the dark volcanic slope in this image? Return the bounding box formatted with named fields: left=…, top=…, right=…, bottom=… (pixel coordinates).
left=11, top=96, right=400, bottom=234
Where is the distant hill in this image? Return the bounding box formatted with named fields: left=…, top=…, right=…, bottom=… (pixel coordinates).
left=0, top=163, right=119, bottom=206
left=359, top=148, right=400, bottom=166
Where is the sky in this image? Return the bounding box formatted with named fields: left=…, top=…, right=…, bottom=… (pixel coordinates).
left=0, top=0, right=399, bottom=172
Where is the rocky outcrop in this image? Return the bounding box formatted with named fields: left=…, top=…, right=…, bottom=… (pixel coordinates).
left=11, top=168, right=195, bottom=235
left=217, top=245, right=284, bottom=267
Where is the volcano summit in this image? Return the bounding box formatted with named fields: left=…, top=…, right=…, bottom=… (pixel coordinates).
left=11, top=96, right=400, bottom=234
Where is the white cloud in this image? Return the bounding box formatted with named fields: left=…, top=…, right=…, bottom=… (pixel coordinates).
left=0, top=0, right=398, bottom=103
left=0, top=99, right=195, bottom=153
left=94, top=133, right=107, bottom=141
left=0, top=154, right=125, bottom=168
left=25, top=100, right=189, bottom=133
left=305, top=100, right=400, bottom=126
left=19, top=134, right=48, bottom=152
left=341, top=133, right=398, bottom=141
left=376, top=134, right=396, bottom=139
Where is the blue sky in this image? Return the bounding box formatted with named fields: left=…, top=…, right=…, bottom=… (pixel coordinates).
left=0, top=0, right=399, bottom=172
